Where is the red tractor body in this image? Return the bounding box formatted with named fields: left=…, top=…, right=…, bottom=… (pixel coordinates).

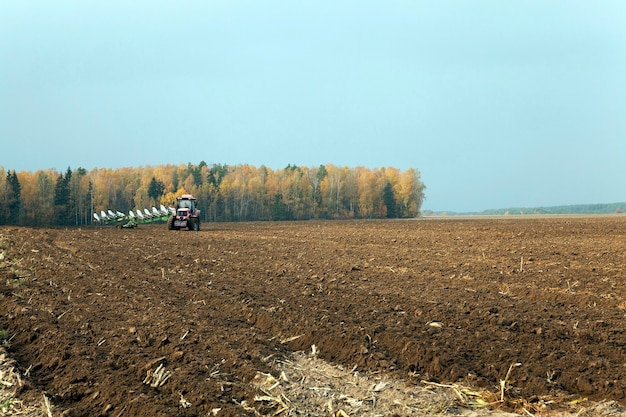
left=168, top=194, right=201, bottom=231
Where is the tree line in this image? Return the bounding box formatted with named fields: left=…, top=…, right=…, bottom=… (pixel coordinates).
left=0, top=163, right=426, bottom=226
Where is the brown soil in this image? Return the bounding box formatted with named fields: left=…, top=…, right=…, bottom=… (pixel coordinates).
left=1, top=216, right=626, bottom=416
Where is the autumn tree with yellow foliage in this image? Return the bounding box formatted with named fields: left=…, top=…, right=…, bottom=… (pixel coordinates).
left=0, top=163, right=425, bottom=226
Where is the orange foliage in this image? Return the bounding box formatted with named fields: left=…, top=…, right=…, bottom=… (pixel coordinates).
left=0, top=163, right=425, bottom=225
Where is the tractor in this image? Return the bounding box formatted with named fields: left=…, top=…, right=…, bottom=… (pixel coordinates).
left=168, top=194, right=201, bottom=231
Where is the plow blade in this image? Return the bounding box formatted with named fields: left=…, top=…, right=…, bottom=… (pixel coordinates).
left=93, top=206, right=171, bottom=227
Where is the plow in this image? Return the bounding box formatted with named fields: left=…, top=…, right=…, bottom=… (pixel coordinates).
left=93, top=194, right=201, bottom=231
left=93, top=205, right=174, bottom=228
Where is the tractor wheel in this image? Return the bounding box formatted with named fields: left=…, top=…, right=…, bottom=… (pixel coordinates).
left=167, top=216, right=175, bottom=230
left=189, top=218, right=199, bottom=231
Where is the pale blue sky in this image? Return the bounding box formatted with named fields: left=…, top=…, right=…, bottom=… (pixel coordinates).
left=1, top=1, right=624, bottom=212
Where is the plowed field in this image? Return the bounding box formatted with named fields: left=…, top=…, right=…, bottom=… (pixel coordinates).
left=1, top=216, right=626, bottom=416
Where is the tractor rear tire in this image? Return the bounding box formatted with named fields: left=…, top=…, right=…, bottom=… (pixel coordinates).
left=167, top=216, right=175, bottom=230
left=189, top=218, right=199, bottom=231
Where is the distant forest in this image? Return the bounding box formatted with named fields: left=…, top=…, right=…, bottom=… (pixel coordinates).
left=0, top=163, right=426, bottom=226
left=477, top=203, right=626, bottom=215
left=423, top=202, right=626, bottom=217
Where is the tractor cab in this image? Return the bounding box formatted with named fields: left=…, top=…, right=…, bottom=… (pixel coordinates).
left=178, top=196, right=195, bottom=210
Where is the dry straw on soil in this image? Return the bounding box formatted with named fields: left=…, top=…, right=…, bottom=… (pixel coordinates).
left=1, top=344, right=625, bottom=416
left=0, top=346, right=54, bottom=417
left=250, top=347, right=626, bottom=417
